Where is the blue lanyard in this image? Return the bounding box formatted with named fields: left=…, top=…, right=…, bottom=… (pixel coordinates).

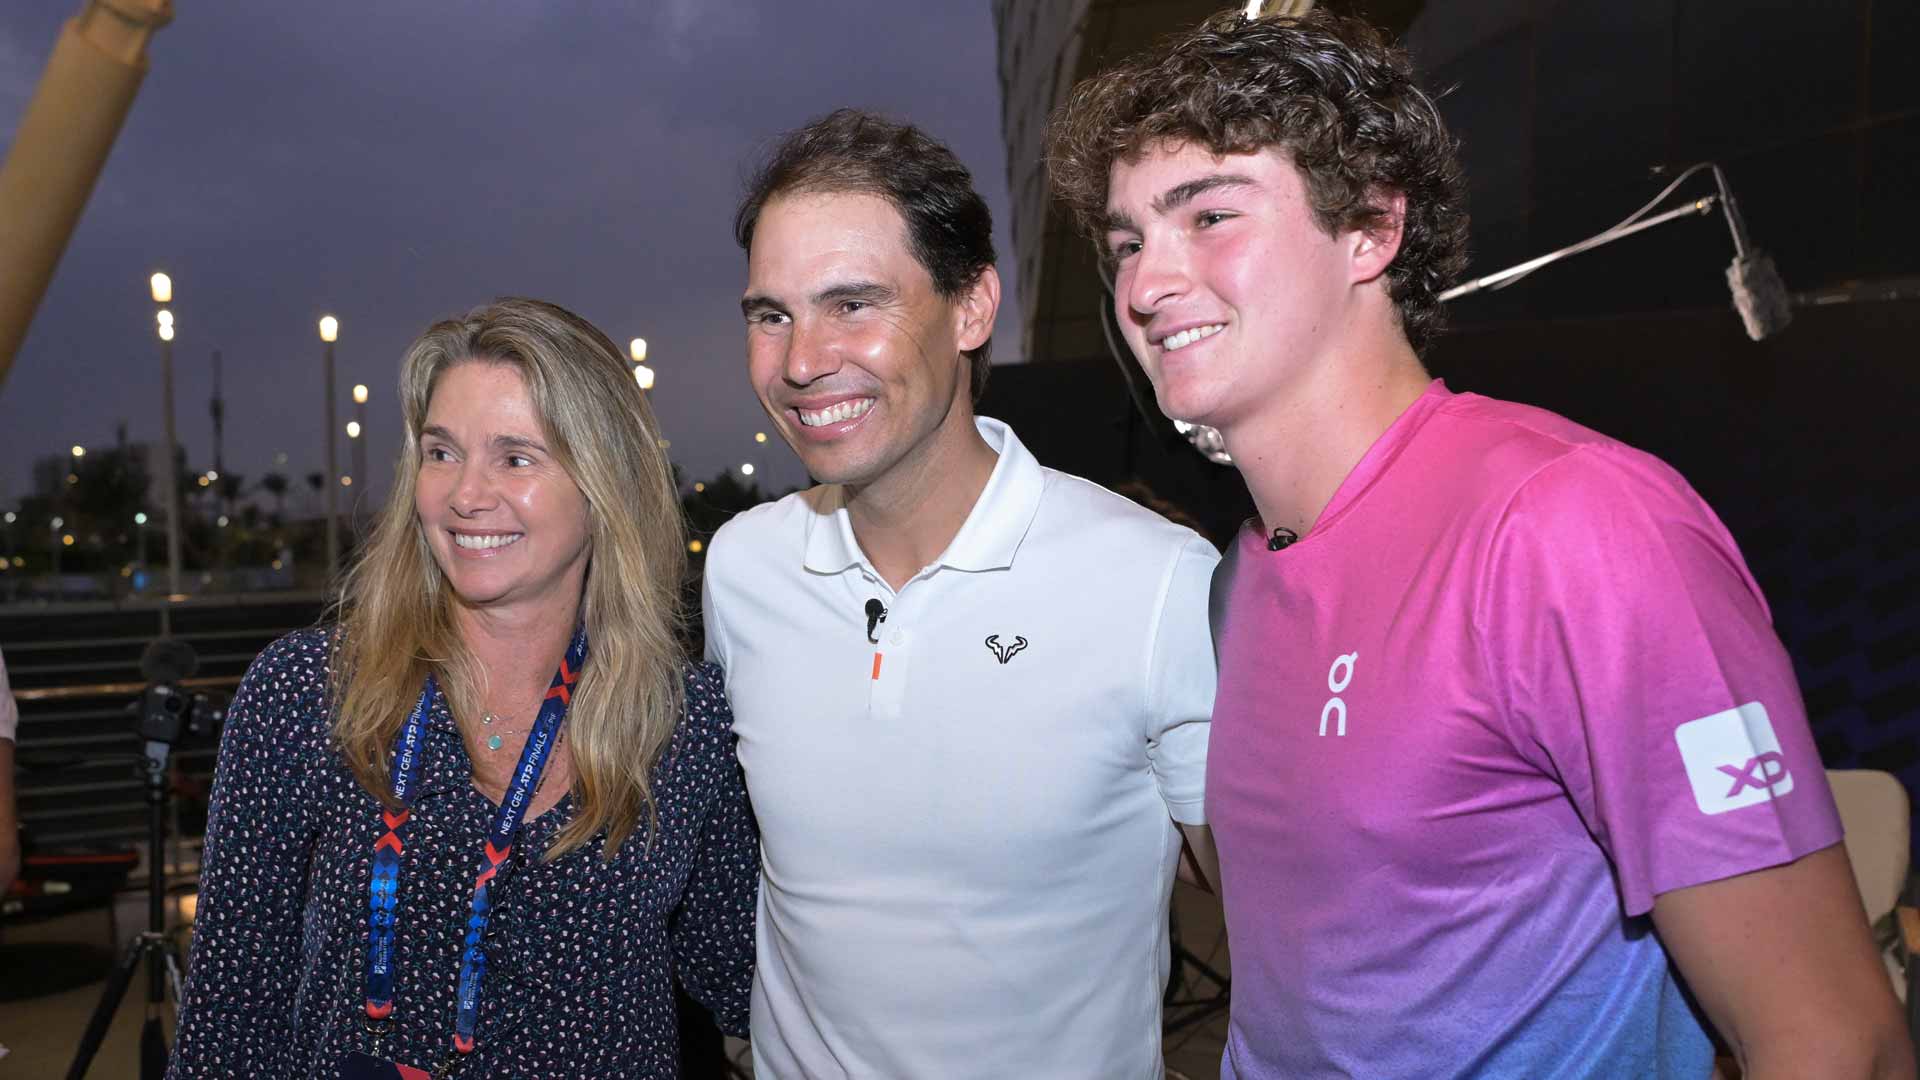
left=363, top=627, right=587, bottom=1059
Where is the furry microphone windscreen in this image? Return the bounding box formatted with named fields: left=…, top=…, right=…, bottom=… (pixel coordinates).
left=1727, top=251, right=1793, bottom=341
left=139, top=637, right=200, bottom=684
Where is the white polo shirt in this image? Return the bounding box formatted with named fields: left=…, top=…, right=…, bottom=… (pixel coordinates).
left=702, top=417, right=1218, bottom=1080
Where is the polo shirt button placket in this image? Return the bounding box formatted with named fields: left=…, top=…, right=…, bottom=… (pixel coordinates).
left=868, top=611, right=909, bottom=722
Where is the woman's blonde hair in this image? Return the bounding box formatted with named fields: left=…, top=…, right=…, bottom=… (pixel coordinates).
left=330, top=297, right=687, bottom=859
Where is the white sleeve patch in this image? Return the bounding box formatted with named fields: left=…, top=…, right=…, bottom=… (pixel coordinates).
left=1674, top=701, right=1794, bottom=815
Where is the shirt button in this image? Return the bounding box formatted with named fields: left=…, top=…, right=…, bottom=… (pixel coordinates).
left=890, top=629, right=906, bottom=645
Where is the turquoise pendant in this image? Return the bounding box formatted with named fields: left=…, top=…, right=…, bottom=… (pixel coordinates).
left=487, top=734, right=503, bottom=751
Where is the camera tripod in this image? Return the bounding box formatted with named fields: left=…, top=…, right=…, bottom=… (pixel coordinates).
left=1163, top=900, right=1230, bottom=1036
left=66, top=735, right=187, bottom=1079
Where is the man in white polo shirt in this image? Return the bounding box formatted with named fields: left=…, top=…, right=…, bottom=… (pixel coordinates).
left=703, top=108, right=1219, bottom=1078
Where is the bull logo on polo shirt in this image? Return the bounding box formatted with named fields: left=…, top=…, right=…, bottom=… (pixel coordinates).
left=984, top=634, right=1029, bottom=665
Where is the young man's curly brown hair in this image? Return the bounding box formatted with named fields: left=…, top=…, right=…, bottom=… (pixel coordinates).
left=1046, top=9, right=1469, bottom=355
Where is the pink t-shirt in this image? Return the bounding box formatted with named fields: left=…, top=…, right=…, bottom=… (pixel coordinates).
left=1209, top=381, right=1842, bottom=1079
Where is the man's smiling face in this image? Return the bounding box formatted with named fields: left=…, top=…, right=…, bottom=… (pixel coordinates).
left=1104, top=142, right=1358, bottom=433
left=742, top=190, right=982, bottom=489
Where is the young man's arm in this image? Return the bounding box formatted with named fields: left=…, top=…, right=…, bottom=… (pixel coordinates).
left=1177, top=823, right=1218, bottom=894
left=1653, top=845, right=1913, bottom=1080
left=1482, top=449, right=1907, bottom=1077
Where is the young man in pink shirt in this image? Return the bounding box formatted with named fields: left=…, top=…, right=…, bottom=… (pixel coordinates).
left=1050, top=10, right=1909, bottom=1079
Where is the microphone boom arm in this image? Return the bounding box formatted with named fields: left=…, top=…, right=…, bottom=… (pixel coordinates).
left=1440, top=196, right=1719, bottom=302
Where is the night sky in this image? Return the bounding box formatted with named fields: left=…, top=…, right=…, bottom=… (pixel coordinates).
left=0, top=2, right=1020, bottom=509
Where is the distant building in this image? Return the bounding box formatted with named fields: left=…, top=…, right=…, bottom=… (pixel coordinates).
left=31, top=441, right=165, bottom=507
left=992, top=0, right=1224, bottom=369
left=30, top=452, right=77, bottom=498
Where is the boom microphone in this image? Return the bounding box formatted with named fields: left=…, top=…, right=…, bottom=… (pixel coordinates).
left=1716, top=182, right=1792, bottom=341
left=1727, top=251, right=1791, bottom=342
left=139, top=637, right=199, bottom=684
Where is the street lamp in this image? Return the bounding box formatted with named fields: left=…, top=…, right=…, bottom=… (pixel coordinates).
left=134, top=510, right=148, bottom=568
left=630, top=337, right=654, bottom=392
left=319, top=314, right=340, bottom=579
left=151, top=272, right=183, bottom=603
left=350, top=383, right=368, bottom=516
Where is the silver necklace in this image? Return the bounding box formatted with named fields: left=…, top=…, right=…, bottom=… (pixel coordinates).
left=479, top=712, right=521, bottom=752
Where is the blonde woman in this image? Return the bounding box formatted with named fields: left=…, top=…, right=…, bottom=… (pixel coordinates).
left=170, top=299, right=755, bottom=1079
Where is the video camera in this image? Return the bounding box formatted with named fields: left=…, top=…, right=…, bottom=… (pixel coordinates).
left=134, top=638, right=227, bottom=746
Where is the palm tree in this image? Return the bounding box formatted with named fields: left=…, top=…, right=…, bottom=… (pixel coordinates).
left=216, top=472, right=246, bottom=517
left=260, top=472, right=289, bottom=521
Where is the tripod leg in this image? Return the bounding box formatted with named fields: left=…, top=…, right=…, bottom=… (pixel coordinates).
left=66, top=936, right=144, bottom=1080
left=139, top=943, right=186, bottom=1080
left=164, top=943, right=185, bottom=1018
left=140, top=1015, right=167, bottom=1079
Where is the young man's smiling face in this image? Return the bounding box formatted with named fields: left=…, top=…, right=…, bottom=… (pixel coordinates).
left=1104, top=142, right=1371, bottom=435
left=741, top=190, right=995, bottom=490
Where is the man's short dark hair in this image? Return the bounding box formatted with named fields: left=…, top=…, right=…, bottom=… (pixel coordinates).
left=735, top=108, right=998, bottom=400
left=1047, top=10, right=1469, bottom=355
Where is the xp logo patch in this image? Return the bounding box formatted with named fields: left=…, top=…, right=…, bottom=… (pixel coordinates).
left=1674, top=701, right=1794, bottom=815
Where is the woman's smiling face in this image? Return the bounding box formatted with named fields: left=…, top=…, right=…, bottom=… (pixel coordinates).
left=414, top=361, right=592, bottom=614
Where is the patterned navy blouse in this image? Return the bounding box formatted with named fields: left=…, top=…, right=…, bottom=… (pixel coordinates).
left=168, top=629, right=757, bottom=1078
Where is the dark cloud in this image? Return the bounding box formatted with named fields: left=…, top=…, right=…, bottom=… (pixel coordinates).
left=0, top=1, right=1020, bottom=504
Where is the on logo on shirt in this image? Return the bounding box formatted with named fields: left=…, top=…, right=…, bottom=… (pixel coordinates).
left=1319, top=652, right=1358, bottom=737
left=1674, top=701, right=1794, bottom=815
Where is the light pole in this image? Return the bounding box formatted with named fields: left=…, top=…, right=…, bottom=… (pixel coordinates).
left=351, top=383, right=368, bottom=521
left=134, top=510, right=148, bottom=571
left=50, top=515, right=63, bottom=577
left=152, top=271, right=182, bottom=607
left=2, top=510, right=13, bottom=601
left=319, top=315, right=340, bottom=579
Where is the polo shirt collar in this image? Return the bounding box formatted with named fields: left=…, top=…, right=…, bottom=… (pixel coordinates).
left=800, top=416, right=1045, bottom=576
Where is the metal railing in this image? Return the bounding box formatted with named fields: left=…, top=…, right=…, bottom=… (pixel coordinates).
left=4, top=593, right=322, bottom=851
